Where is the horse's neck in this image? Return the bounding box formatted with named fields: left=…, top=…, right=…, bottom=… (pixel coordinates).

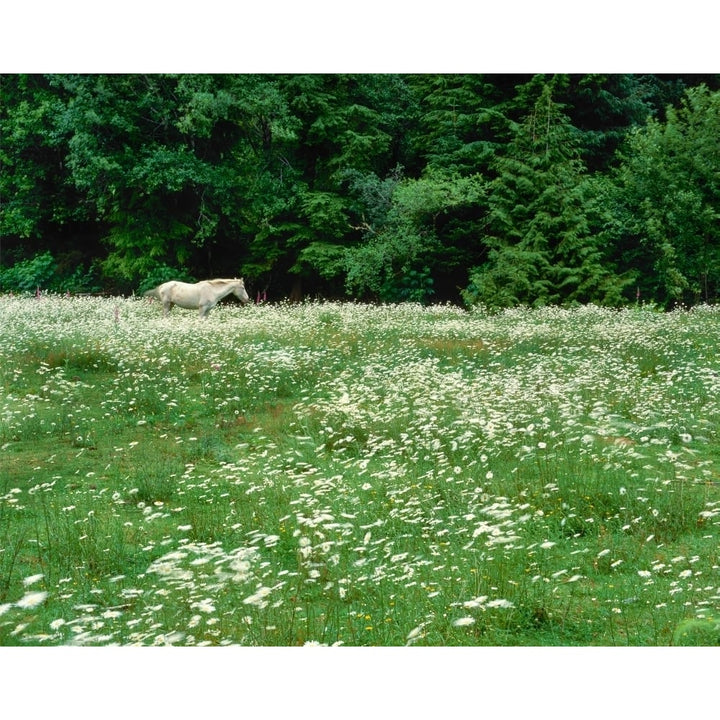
left=208, top=281, right=237, bottom=301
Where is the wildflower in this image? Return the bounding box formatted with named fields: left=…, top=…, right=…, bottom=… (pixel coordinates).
left=486, top=599, right=514, bottom=609
left=637, top=570, right=652, bottom=578
left=540, top=541, right=556, bottom=550
left=453, top=617, right=475, bottom=627
left=50, top=619, right=66, bottom=631
left=243, top=586, right=272, bottom=607
left=463, top=596, right=488, bottom=609
left=23, top=574, right=44, bottom=587
left=16, top=591, right=48, bottom=609
left=678, top=569, right=693, bottom=579
left=160, top=631, right=185, bottom=645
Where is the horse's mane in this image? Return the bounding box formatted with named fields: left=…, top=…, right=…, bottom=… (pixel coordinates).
left=206, top=278, right=241, bottom=285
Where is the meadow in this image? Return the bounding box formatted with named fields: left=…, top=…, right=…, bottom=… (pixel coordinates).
left=1, top=294, right=719, bottom=646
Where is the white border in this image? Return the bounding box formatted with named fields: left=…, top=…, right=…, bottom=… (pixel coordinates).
left=2, top=2, right=717, bottom=72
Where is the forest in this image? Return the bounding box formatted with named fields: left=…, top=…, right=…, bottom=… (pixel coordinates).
left=1, top=73, right=719, bottom=307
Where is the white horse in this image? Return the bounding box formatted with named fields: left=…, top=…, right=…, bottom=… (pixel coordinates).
left=144, top=278, right=251, bottom=318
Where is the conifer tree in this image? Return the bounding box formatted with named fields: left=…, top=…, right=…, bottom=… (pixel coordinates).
left=464, top=81, right=628, bottom=309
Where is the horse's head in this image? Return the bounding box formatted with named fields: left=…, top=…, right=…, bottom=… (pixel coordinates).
left=233, top=278, right=251, bottom=305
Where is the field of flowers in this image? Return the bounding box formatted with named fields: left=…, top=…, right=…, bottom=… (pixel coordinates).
left=1, top=295, right=719, bottom=646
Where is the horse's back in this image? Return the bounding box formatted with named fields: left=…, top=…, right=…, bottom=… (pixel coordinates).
left=164, top=281, right=203, bottom=309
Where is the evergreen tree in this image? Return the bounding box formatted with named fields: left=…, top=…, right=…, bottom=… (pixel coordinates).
left=464, top=80, right=629, bottom=309
left=405, top=74, right=522, bottom=175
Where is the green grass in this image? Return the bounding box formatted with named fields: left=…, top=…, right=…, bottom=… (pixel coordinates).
left=1, top=296, right=719, bottom=645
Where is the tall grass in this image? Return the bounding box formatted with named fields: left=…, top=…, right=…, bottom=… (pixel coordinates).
left=1, top=295, right=719, bottom=645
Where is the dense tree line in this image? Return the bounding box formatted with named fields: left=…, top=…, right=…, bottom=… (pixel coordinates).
left=1, top=73, right=719, bottom=307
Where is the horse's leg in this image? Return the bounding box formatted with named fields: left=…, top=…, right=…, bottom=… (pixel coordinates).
left=199, top=304, right=211, bottom=319
left=163, top=302, right=172, bottom=317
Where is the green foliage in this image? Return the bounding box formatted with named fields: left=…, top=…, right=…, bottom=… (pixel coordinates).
left=0, top=252, right=55, bottom=292
left=344, top=168, right=485, bottom=301
left=0, top=251, right=102, bottom=294
left=0, top=76, right=81, bottom=240
left=344, top=224, right=437, bottom=302
left=1, top=73, right=719, bottom=304
left=407, top=74, right=505, bottom=173
left=463, top=244, right=543, bottom=310
left=287, top=190, right=349, bottom=281
left=464, top=82, right=632, bottom=309
left=294, top=242, right=346, bottom=280
left=610, top=85, right=720, bottom=306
